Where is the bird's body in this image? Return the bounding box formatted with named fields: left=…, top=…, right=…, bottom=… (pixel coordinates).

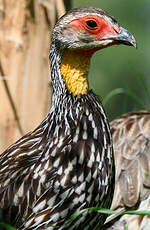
left=0, top=7, right=136, bottom=230
left=0, top=91, right=113, bottom=230
left=105, top=111, right=150, bottom=230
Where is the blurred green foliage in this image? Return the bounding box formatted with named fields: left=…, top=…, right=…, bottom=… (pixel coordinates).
left=0, top=222, right=17, bottom=230
left=73, top=0, right=150, bottom=120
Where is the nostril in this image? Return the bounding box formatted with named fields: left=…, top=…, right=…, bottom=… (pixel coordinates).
left=112, top=24, right=121, bottom=33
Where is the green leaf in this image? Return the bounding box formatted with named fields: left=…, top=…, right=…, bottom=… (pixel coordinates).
left=0, top=222, right=17, bottom=230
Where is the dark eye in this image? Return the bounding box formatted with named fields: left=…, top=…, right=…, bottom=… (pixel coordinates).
left=86, top=20, right=98, bottom=29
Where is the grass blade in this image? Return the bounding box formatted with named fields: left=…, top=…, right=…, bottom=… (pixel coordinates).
left=102, top=87, right=147, bottom=110
left=65, top=207, right=150, bottom=226
left=102, top=88, right=125, bottom=106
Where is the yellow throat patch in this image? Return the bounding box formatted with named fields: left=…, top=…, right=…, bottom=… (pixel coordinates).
left=60, top=49, right=91, bottom=95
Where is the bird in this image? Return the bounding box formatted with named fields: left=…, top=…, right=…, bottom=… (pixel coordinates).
left=105, top=110, right=150, bottom=230
left=0, top=7, right=136, bottom=230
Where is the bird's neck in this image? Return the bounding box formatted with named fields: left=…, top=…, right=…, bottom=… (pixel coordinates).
left=50, top=42, right=94, bottom=105
left=60, top=49, right=91, bottom=95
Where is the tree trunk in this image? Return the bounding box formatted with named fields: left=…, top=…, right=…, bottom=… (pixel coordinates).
left=0, top=0, right=71, bottom=152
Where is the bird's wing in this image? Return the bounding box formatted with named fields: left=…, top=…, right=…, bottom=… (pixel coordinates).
left=104, top=111, right=150, bottom=230
left=110, top=111, right=150, bottom=210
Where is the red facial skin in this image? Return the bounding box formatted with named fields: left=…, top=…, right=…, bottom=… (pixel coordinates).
left=69, top=15, right=121, bottom=40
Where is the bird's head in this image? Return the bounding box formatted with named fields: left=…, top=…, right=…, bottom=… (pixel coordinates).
left=51, top=7, right=137, bottom=96
left=53, top=7, right=136, bottom=50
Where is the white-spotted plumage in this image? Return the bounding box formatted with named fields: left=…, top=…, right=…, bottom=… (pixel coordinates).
left=0, top=5, right=136, bottom=230
left=72, top=175, right=77, bottom=184
left=0, top=57, right=113, bottom=230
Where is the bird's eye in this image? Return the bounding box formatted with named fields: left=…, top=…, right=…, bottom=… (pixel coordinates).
left=86, top=20, right=98, bottom=29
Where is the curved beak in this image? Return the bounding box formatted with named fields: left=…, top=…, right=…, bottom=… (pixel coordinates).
left=101, top=26, right=137, bottom=48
